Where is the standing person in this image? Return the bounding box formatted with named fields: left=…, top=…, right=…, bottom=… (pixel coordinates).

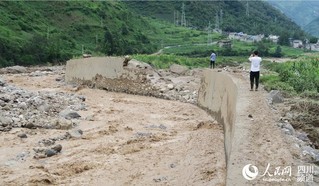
left=210, top=51, right=216, bottom=69
left=249, top=51, right=262, bottom=91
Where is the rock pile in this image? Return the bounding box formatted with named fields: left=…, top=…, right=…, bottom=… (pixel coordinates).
left=0, top=77, right=86, bottom=132
left=0, top=66, right=27, bottom=74
left=78, top=61, right=201, bottom=104
left=152, top=66, right=202, bottom=104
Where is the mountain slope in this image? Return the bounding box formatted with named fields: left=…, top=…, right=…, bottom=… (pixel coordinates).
left=125, top=0, right=305, bottom=36
left=265, top=0, right=319, bottom=28
left=305, top=18, right=319, bottom=37
left=0, top=1, right=309, bottom=67
left=0, top=1, right=157, bottom=67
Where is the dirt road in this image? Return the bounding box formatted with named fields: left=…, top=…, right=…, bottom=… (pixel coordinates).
left=225, top=69, right=318, bottom=186
left=0, top=69, right=225, bottom=185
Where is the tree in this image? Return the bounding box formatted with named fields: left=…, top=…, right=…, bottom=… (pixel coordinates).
left=257, top=41, right=269, bottom=57
left=278, top=31, right=290, bottom=46
left=309, top=37, right=318, bottom=44
left=273, top=45, right=282, bottom=58
left=103, top=27, right=115, bottom=55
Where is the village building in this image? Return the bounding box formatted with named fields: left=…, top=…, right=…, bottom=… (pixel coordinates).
left=228, top=32, right=264, bottom=43
left=268, top=35, right=279, bottom=43
left=292, top=40, right=303, bottom=48
left=218, top=40, right=232, bottom=48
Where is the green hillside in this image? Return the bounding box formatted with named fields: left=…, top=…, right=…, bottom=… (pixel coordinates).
left=0, top=1, right=158, bottom=67
left=125, top=0, right=305, bottom=36
left=0, top=0, right=309, bottom=67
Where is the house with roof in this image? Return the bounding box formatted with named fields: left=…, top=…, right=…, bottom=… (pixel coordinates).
left=218, top=40, right=232, bottom=48
left=268, top=35, right=279, bottom=43
left=292, top=40, right=303, bottom=48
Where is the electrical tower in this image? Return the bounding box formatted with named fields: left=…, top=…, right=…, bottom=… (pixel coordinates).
left=174, top=11, right=179, bottom=26
left=220, top=9, right=223, bottom=27
left=181, top=3, right=186, bottom=27
left=246, top=2, right=249, bottom=17
left=207, top=21, right=212, bottom=45
left=215, top=12, right=219, bottom=30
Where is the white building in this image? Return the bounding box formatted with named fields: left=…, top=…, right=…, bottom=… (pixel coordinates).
left=268, top=35, right=279, bottom=43
left=245, top=34, right=264, bottom=42
left=309, top=42, right=319, bottom=51
left=228, top=32, right=247, bottom=40
left=228, top=32, right=264, bottom=42
left=292, top=40, right=303, bottom=48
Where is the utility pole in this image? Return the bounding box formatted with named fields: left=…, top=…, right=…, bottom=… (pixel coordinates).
left=207, top=21, right=212, bottom=45
left=181, top=3, right=186, bottom=27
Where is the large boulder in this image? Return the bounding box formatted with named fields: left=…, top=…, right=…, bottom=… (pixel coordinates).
left=268, top=90, right=284, bottom=104
left=1, top=66, right=27, bottom=74
left=0, top=78, right=5, bottom=86
left=59, top=109, right=81, bottom=120
left=127, top=59, right=153, bottom=70
left=169, top=64, right=188, bottom=75
left=0, top=114, right=13, bottom=127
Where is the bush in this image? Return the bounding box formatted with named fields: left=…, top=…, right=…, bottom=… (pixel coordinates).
left=262, top=57, right=319, bottom=96
left=261, top=74, right=294, bottom=92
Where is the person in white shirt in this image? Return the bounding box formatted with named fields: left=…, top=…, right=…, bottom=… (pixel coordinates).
left=210, top=51, right=216, bottom=69
left=248, top=51, right=262, bottom=91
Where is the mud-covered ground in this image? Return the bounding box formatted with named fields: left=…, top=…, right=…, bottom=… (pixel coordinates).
left=0, top=66, right=226, bottom=185
left=0, top=62, right=317, bottom=185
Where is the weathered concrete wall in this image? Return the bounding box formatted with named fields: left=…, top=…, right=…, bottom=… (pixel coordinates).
left=65, top=57, right=124, bottom=82
left=65, top=57, right=160, bottom=97
left=197, top=70, right=237, bottom=164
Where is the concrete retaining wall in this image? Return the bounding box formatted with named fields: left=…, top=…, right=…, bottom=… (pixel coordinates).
left=65, top=57, right=160, bottom=97
left=65, top=57, right=124, bottom=82
left=197, top=70, right=237, bottom=164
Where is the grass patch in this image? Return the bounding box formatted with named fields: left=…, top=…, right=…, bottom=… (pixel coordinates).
left=132, top=54, right=249, bottom=69
left=261, top=55, right=319, bottom=98
left=132, top=54, right=207, bottom=69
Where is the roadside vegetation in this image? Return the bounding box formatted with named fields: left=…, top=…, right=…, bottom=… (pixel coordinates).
left=260, top=55, right=319, bottom=149
left=261, top=56, right=319, bottom=98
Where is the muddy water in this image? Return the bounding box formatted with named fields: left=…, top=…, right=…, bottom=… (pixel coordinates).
left=0, top=72, right=226, bottom=185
